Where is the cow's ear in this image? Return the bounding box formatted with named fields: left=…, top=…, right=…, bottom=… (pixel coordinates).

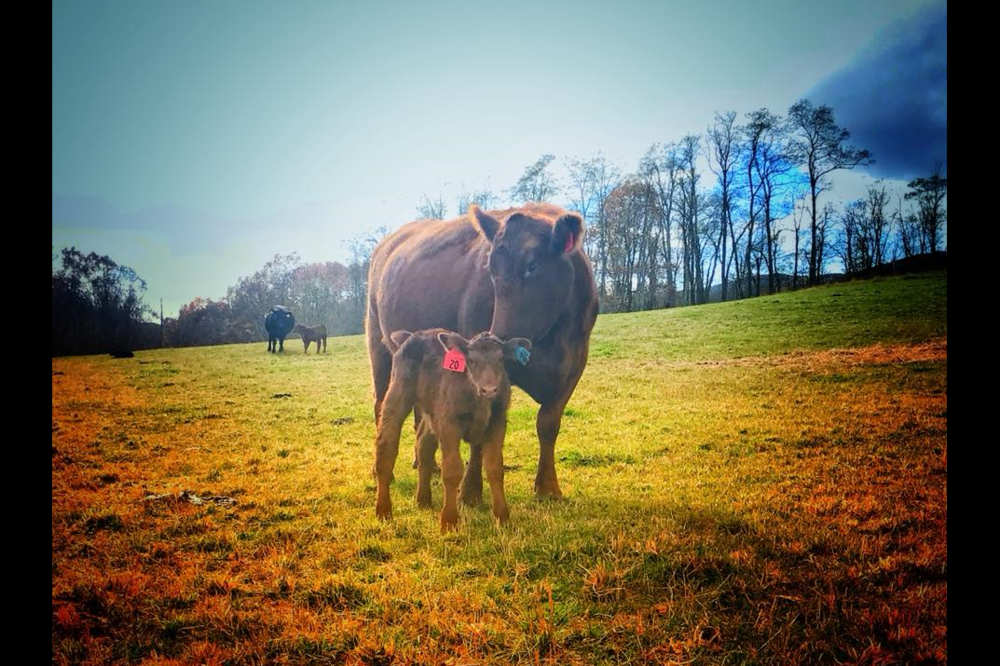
left=389, top=330, right=412, bottom=347
left=550, top=213, right=584, bottom=253
left=470, top=205, right=500, bottom=243
left=437, top=331, right=469, bottom=354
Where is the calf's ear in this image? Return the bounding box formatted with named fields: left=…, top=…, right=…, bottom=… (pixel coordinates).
left=470, top=205, right=501, bottom=242
left=503, top=338, right=532, bottom=359
left=389, top=330, right=413, bottom=347
left=550, top=213, right=584, bottom=253
left=437, top=331, right=469, bottom=354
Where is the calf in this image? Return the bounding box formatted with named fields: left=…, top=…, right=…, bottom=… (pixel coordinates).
left=373, top=329, right=531, bottom=530
left=294, top=324, right=327, bottom=354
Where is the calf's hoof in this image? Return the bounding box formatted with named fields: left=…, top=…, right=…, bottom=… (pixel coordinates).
left=440, top=508, right=459, bottom=532
left=492, top=505, right=510, bottom=524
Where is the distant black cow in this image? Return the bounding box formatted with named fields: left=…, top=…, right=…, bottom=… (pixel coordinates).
left=265, top=306, right=295, bottom=353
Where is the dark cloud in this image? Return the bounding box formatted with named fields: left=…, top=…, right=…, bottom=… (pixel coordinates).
left=807, top=2, right=946, bottom=181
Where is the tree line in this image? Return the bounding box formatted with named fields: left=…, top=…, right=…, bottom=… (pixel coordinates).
left=51, top=229, right=386, bottom=355
left=418, top=99, right=947, bottom=312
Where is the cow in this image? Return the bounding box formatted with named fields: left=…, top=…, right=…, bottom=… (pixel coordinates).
left=264, top=306, right=295, bottom=353
left=294, top=323, right=328, bottom=354
left=373, top=328, right=531, bottom=530
left=366, top=203, right=598, bottom=503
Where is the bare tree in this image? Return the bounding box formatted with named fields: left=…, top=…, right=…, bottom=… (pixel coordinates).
left=835, top=199, right=865, bottom=275
left=566, top=154, right=621, bottom=299
left=641, top=143, right=680, bottom=305
left=508, top=154, right=560, bottom=204
left=566, top=155, right=599, bottom=223
left=676, top=135, right=708, bottom=304
left=791, top=199, right=807, bottom=290
left=456, top=188, right=498, bottom=215
left=746, top=109, right=793, bottom=295
left=905, top=163, right=947, bottom=252
left=787, top=99, right=874, bottom=285
left=896, top=194, right=923, bottom=258
left=863, top=182, right=893, bottom=268
left=706, top=111, right=740, bottom=301
left=416, top=194, right=447, bottom=220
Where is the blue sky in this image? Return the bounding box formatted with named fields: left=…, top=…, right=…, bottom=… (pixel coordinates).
left=52, top=0, right=946, bottom=316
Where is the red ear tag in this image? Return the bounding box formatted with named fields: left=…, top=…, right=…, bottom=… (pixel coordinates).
left=563, top=232, right=575, bottom=252
left=443, top=348, right=466, bottom=372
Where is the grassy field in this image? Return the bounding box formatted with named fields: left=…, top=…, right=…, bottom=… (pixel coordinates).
left=52, top=272, right=947, bottom=665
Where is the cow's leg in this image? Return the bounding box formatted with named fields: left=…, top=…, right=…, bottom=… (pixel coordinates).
left=278, top=336, right=284, bottom=352
left=374, top=380, right=413, bottom=520
left=533, top=363, right=586, bottom=499
left=481, top=417, right=509, bottom=523
left=437, top=424, right=464, bottom=531
left=460, top=444, right=484, bottom=507
left=367, top=330, right=393, bottom=423
left=303, top=339, right=309, bottom=354
left=535, top=401, right=567, bottom=499
left=415, top=420, right=437, bottom=509
left=322, top=337, right=327, bottom=353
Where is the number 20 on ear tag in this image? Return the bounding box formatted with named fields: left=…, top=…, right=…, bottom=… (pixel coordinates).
left=443, top=348, right=466, bottom=372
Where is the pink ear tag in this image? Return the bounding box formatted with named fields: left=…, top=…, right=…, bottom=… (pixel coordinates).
left=563, top=232, right=575, bottom=252
left=443, top=348, right=466, bottom=372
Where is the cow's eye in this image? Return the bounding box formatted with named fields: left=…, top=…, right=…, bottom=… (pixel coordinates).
left=524, top=260, right=538, bottom=279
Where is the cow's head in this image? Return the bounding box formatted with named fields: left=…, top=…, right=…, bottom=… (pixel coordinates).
left=437, top=331, right=532, bottom=399
left=470, top=205, right=584, bottom=342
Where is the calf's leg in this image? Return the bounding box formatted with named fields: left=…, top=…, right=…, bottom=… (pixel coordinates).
left=437, top=424, right=464, bottom=531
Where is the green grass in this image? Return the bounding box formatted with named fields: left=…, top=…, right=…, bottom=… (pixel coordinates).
left=52, top=272, right=947, bottom=665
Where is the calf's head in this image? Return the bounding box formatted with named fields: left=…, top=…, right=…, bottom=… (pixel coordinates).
left=391, top=330, right=531, bottom=399
left=440, top=332, right=531, bottom=398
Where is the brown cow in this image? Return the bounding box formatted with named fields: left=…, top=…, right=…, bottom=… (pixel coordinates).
left=373, top=329, right=531, bottom=530
left=294, top=324, right=327, bottom=354
left=366, top=203, right=598, bottom=502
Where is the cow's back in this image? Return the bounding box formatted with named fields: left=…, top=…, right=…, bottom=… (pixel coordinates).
left=369, top=217, right=494, bottom=351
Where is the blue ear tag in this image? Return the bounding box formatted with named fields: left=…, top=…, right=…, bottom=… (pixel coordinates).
left=514, top=345, right=531, bottom=366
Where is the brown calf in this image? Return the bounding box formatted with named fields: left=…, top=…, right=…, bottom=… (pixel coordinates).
left=294, top=324, right=327, bottom=354
left=373, top=328, right=530, bottom=530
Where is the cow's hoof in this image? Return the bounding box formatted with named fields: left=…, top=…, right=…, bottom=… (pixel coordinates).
left=415, top=489, right=433, bottom=508
left=534, top=480, right=564, bottom=500
left=459, top=489, right=483, bottom=507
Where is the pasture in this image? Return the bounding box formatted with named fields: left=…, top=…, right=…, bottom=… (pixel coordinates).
left=52, top=273, right=947, bottom=665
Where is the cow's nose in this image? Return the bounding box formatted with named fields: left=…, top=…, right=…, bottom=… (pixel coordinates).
left=479, top=385, right=498, bottom=398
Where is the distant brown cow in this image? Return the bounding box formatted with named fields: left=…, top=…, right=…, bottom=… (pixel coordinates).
left=367, top=203, right=598, bottom=502
left=294, top=324, right=327, bottom=354
left=373, top=329, right=530, bottom=530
